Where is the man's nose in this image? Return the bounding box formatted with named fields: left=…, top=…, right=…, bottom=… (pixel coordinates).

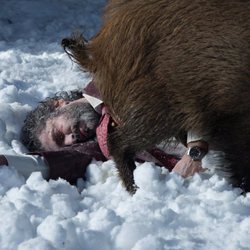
left=64, top=133, right=78, bottom=145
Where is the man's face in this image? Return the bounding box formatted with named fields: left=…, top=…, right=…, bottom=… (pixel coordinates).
left=38, top=98, right=100, bottom=151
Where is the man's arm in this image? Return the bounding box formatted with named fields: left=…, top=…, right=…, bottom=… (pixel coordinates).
left=0, top=151, right=92, bottom=184
left=0, top=141, right=105, bottom=184
left=173, top=131, right=208, bottom=177
left=36, top=150, right=92, bottom=184
left=0, top=154, right=49, bottom=179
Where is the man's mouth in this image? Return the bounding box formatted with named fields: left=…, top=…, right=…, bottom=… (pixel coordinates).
left=78, top=127, right=87, bottom=140
left=77, top=123, right=95, bottom=142
left=71, top=122, right=84, bottom=143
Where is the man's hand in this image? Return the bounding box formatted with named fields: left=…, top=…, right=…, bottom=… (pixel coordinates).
left=172, top=140, right=208, bottom=177
left=172, top=154, right=205, bottom=177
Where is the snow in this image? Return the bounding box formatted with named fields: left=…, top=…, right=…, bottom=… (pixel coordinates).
left=0, top=1, right=250, bottom=249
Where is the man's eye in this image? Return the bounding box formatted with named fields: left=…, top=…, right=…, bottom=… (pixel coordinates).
left=52, top=131, right=65, bottom=146
left=64, top=100, right=72, bottom=106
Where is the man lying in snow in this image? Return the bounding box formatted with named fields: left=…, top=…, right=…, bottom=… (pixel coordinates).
left=0, top=81, right=208, bottom=184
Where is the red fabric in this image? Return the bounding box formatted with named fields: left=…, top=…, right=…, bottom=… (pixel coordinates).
left=96, top=106, right=111, bottom=159
left=85, top=82, right=111, bottom=159
left=30, top=141, right=106, bottom=184
left=95, top=105, right=178, bottom=170
left=149, top=148, right=179, bottom=171
left=42, top=150, right=92, bottom=184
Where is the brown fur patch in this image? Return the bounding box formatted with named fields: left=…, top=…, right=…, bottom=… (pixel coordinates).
left=63, top=0, right=250, bottom=193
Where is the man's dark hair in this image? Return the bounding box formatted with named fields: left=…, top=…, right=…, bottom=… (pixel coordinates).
left=20, top=90, right=83, bottom=152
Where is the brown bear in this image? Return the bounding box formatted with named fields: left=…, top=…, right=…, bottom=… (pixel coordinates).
left=62, top=0, right=250, bottom=194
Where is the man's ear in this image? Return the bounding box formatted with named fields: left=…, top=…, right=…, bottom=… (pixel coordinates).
left=61, top=33, right=93, bottom=72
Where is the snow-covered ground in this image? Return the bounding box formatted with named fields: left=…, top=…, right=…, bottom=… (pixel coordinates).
left=0, top=1, right=250, bottom=249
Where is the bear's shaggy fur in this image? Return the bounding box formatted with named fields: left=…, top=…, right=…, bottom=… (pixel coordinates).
left=62, top=0, right=250, bottom=193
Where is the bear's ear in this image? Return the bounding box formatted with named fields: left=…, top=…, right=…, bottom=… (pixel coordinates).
left=61, top=32, right=94, bottom=72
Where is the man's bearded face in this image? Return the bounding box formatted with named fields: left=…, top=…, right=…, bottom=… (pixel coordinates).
left=38, top=98, right=100, bottom=151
